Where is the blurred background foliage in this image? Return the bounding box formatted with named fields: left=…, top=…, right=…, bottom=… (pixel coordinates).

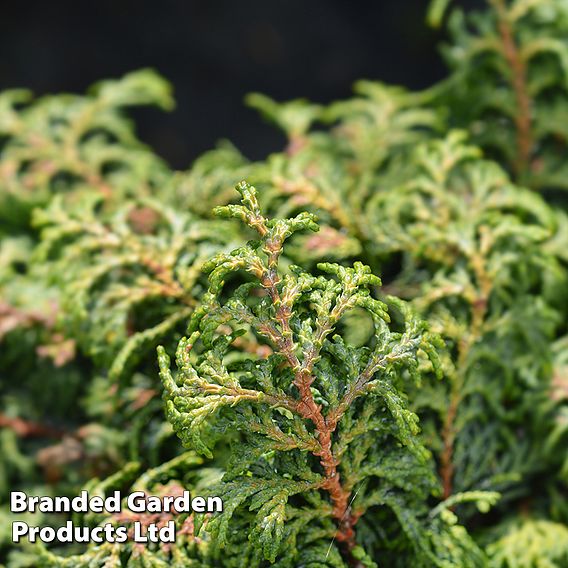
left=1, top=0, right=567, bottom=566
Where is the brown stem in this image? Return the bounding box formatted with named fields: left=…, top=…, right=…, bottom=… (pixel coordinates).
left=295, top=367, right=358, bottom=554
left=328, top=344, right=417, bottom=433
left=244, top=210, right=361, bottom=561
left=492, top=0, right=533, bottom=178
left=439, top=242, right=492, bottom=498
left=261, top=267, right=358, bottom=559
left=440, top=306, right=489, bottom=499
left=0, top=414, right=65, bottom=439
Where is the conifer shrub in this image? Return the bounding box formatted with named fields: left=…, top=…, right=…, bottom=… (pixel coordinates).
left=1, top=1, right=567, bottom=566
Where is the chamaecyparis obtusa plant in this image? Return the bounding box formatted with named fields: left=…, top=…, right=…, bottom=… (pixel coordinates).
left=244, top=82, right=442, bottom=247
left=23, top=192, right=243, bottom=474
left=0, top=68, right=174, bottom=353
left=33, top=453, right=216, bottom=568
left=226, top=82, right=568, bottom=553
left=32, top=192, right=241, bottom=383
left=0, top=68, right=172, bottom=235
left=241, top=68, right=568, bottom=521
left=434, top=0, right=568, bottom=194
left=0, top=69, right=175, bottom=368
left=219, top=74, right=568, bottom=527
left=0, top=70, right=181, bottom=514
left=169, top=81, right=442, bottom=266
left=1, top=0, right=568, bottom=565
left=158, top=182, right=497, bottom=567
left=366, top=132, right=567, bottom=516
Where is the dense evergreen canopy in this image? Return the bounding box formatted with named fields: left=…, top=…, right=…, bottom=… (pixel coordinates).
left=1, top=1, right=567, bottom=566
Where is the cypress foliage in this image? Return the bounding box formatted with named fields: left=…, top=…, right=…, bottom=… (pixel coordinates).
left=1, top=2, right=567, bottom=566
left=158, top=182, right=484, bottom=567
left=436, top=0, right=568, bottom=194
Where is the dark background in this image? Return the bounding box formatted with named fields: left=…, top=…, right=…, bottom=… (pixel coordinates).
left=0, top=0, right=482, bottom=169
